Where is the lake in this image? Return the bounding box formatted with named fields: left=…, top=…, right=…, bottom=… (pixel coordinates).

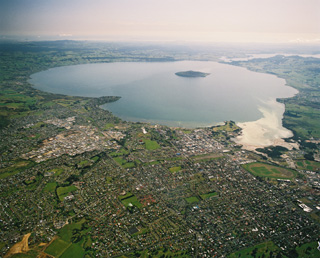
left=29, top=61, right=297, bottom=128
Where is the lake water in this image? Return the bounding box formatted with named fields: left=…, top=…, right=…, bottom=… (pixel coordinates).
left=29, top=61, right=297, bottom=128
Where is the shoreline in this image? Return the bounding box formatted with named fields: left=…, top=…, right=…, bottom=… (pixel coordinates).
left=29, top=59, right=300, bottom=149
left=233, top=99, right=299, bottom=151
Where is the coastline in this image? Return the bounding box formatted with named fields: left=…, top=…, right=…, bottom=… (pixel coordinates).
left=233, top=99, right=299, bottom=151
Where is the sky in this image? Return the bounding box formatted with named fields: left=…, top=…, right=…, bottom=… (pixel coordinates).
left=1, top=0, right=320, bottom=43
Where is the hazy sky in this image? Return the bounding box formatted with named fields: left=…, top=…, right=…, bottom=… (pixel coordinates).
left=1, top=0, right=319, bottom=43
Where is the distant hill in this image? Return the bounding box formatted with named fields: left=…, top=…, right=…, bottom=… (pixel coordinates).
left=175, top=70, right=210, bottom=78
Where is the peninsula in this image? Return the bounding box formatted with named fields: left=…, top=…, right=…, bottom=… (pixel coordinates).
left=175, top=70, right=210, bottom=77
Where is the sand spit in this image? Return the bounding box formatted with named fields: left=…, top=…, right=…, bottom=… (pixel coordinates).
left=234, top=99, right=299, bottom=151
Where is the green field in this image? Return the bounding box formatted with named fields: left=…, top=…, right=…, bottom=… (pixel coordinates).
left=119, top=193, right=142, bottom=209
left=200, top=191, right=218, bottom=200
left=242, top=162, right=297, bottom=179
left=58, top=219, right=86, bottom=242
left=60, top=243, right=85, bottom=258
left=296, top=160, right=320, bottom=171
left=144, top=139, right=160, bottom=150
left=212, top=121, right=241, bottom=133
left=283, top=102, right=320, bottom=139
left=110, top=148, right=129, bottom=157
left=78, top=160, right=91, bottom=167
left=43, top=219, right=88, bottom=257
left=48, top=168, right=64, bottom=176
left=169, top=166, right=181, bottom=173
left=228, top=241, right=281, bottom=258
left=185, top=196, right=199, bottom=204
left=120, top=195, right=142, bottom=209
left=113, top=156, right=136, bottom=168
left=0, top=160, right=35, bottom=179
left=119, top=192, right=134, bottom=200
left=45, top=238, right=71, bottom=257
left=57, top=185, right=77, bottom=201
left=91, top=156, right=100, bottom=162
left=43, top=182, right=57, bottom=192
left=103, top=123, right=114, bottom=129
left=106, top=176, right=113, bottom=184
left=113, top=156, right=126, bottom=165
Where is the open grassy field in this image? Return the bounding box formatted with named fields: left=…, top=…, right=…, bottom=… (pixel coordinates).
left=212, top=120, right=241, bottom=133
left=103, top=123, right=114, bottom=129
left=113, top=156, right=136, bottom=168
left=283, top=102, right=320, bottom=139
left=77, top=160, right=91, bottom=167
left=169, top=166, right=181, bottom=173
left=60, top=243, right=85, bottom=258
left=43, top=219, right=88, bottom=257
left=200, top=191, right=218, bottom=200
left=185, top=196, right=199, bottom=204
left=144, top=139, right=160, bottom=150
left=120, top=194, right=142, bottom=209
left=0, top=160, right=35, bottom=179
left=43, top=182, right=57, bottom=192
left=242, top=162, right=297, bottom=179
left=56, top=185, right=77, bottom=201
left=58, top=219, right=86, bottom=242
left=45, top=238, right=71, bottom=257
left=296, top=159, right=320, bottom=171
left=228, top=241, right=281, bottom=258
left=110, top=148, right=129, bottom=157
left=53, top=168, right=64, bottom=176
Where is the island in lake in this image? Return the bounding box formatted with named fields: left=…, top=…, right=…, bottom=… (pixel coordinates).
left=175, top=70, right=210, bottom=78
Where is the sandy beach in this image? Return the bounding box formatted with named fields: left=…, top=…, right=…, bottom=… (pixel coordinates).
left=234, top=99, right=299, bottom=151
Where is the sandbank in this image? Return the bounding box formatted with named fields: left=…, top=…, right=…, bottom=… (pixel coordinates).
left=234, top=99, right=299, bottom=151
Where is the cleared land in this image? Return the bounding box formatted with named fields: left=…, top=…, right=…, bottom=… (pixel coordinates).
left=242, top=162, right=297, bottom=179
left=4, top=233, right=31, bottom=258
